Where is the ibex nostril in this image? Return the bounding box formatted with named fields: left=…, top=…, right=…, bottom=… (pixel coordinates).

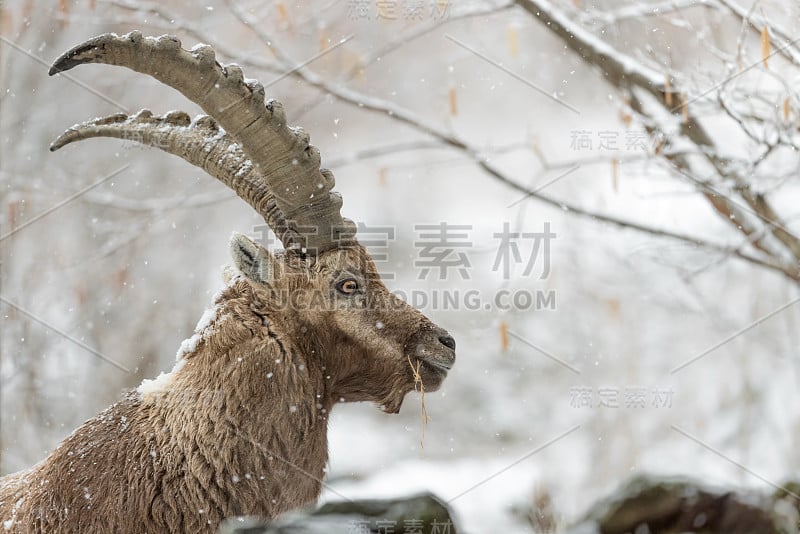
left=438, top=335, right=456, bottom=351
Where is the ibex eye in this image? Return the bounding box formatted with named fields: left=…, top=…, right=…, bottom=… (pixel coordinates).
left=336, top=279, right=359, bottom=294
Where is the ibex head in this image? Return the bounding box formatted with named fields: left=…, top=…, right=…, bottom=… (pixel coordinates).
left=50, top=32, right=455, bottom=414
left=230, top=234, right=454, bottom=412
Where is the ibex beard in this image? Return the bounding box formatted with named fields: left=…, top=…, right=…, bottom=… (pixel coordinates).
left=0, top=31, right=456, bottom=534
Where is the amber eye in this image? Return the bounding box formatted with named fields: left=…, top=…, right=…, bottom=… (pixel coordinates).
left=336, top=278, right=359, bottom=295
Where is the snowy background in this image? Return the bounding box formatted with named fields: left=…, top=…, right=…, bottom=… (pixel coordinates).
left=2, top=1, right=800, bottom=532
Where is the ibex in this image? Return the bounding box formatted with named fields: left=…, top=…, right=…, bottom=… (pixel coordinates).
left=0, top=32, right=456, bottom=533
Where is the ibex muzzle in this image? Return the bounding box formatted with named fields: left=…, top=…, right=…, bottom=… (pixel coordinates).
left=0, top=32, right=456, bottom=532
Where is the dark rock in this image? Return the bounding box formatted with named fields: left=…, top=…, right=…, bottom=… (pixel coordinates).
left=219, top=492, right=458, bottom=534
left=569, top=474, right=796, bottom=534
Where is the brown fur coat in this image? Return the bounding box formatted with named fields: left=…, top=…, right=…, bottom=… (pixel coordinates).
left=0, top=279, right=329, bottom=533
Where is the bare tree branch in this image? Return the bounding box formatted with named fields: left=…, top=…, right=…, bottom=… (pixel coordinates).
left=516, top=0, right=800, bottom=281
left=582, top=0, right=717, bottom=24
left=717, top=0, right=800, bottom=65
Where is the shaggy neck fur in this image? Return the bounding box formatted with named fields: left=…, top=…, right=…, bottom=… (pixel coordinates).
left=0, top=278, right=333, bottom=533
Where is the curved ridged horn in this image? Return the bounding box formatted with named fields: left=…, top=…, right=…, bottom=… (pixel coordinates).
left=49, top=31, right=356, bottom=254
left=50, top=110, right=291, bottom=244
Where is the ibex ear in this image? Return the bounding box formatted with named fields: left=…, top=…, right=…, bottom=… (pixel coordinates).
left=229, top=233, right=273, bottom=285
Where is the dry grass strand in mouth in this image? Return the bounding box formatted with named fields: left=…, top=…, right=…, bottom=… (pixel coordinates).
left=408, top=355, right=430, bottom=448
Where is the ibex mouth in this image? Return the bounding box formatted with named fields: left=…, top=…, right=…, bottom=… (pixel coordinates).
left=414, top=357, right=450, bottom=392
left=411, top=326, right=456, bottom=388
left=419, top=358, right=452, bottom=374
